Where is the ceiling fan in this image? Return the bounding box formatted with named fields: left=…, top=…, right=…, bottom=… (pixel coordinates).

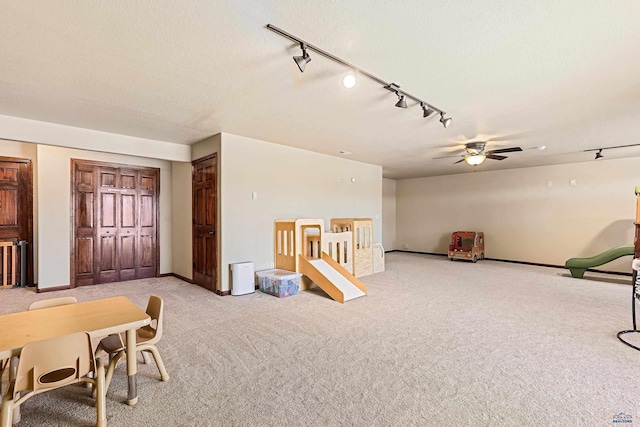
left=433, top=141, right=523, bottom=165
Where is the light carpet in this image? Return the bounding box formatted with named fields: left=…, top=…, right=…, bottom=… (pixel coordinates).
left=1, top=253, right=639, bottom=426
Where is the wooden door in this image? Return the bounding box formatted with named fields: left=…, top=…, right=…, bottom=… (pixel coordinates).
left=72, top=160, right=158, bottom=286
left=192, top=154, right=217, bottom=292
left=0, top=157, right=33, bottom=288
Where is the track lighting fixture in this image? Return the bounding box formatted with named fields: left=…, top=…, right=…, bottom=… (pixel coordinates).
left=266, top=24, right=451, bottom=128
left=584, top=143, right=640, bottom=160
left=395, top=93, right=407, bottom=108
left=421, top=102, right=435, bottom=118
left=439, top=113, right=452, bottom=129
left=293, top=43, right=311, bottom=72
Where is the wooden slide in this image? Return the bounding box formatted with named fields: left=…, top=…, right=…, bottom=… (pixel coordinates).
left=298, top=252, right=367, bottom=304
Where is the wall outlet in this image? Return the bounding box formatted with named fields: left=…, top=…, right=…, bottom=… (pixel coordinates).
left=547, top=180, right=552, bottom=187
left=570, top=179, right=577, bottom=186
left=252, top=191, right=258, bottom=200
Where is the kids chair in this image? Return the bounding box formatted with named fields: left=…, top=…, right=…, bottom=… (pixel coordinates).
left=0, top=332, right=106, bottom=427
left=97, top=295, right=169, bottom=392
left=28, top=296, right=78, bottom=311
left=1, top=297, right=79, bottom=394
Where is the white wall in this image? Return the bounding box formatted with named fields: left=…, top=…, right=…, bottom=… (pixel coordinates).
left=170, top=133, right=224, bottom=282
left=220, top=133, right=382, bottom=292
left=0, top=114, right=190, bottom=161
left=382, top=178, right=397, bottom=251
left=396, top=157, right=639, bottom=273
left=0, top=139, right=37, bottom=159
left=171, top=161, right=193, bottom=279
left=37, top=145, right=173, bottom=289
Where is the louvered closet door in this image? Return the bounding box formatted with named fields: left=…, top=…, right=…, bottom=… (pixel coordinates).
left=73, top=161, right=158, bottom=286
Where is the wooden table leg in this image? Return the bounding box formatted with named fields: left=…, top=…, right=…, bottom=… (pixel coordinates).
left=125, top=328, right=138, bottom=406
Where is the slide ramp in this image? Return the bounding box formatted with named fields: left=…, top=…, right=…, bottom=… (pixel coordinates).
left=298, top=253, right=367, bottom=303
left=564, top=245, right=634, bottom=278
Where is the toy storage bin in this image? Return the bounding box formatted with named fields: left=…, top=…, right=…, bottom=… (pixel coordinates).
left=256, top=269, right=301, bottom=298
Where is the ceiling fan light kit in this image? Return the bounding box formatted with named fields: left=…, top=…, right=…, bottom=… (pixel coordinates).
left=266, top=24, right=451, bottom=128
left=464, top=154, right=486, bottom=166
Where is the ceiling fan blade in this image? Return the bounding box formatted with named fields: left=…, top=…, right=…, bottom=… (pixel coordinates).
left=486, top=131, right=532, bottom=142
left=432, top=154, right=463, bottom=160
left=487, top=147, right=523, bottom=154
left=486, top=154, right=507, bottom=161
left=453, top=158, right=466, bottom=164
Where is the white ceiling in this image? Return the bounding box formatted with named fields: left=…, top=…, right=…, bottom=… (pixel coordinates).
left=1, top=1, right=640, bottom=179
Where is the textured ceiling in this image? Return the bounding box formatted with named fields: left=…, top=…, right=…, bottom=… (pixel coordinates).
left=1, top=1, right=640, bottom=178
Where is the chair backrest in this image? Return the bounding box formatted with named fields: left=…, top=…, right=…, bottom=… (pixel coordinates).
left=13, top=332, right=94, bottom=397
left=139, top=295, right=164, bottom=344
left=28, top=296, right=78, bottom=311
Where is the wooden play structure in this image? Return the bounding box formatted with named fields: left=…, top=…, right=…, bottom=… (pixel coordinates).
left=274, top=218, right=381, bottom=303
left=616, top=186, right=640, bottom=351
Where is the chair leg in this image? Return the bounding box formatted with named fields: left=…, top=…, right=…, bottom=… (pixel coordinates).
left=0, top=399, right=12, bottom=427
left=8, top=357, right=19, bottom=424
left=95, top=361, right=106, bottom=427
left=105, top=350, right=126, bottom=392
left=146, top=346, right=169, bottom=382
left=0, top=359, right=4, bottom=395
left=141, top=351, right=152, bottom=365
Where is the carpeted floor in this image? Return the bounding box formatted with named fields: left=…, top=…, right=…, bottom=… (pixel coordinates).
left=1, top=252, right=639, bottom=426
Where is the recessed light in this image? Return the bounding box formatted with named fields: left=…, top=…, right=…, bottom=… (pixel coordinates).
left=537, top=146, right=546, bottom=151
left=338, top=150, right=352, bottom=155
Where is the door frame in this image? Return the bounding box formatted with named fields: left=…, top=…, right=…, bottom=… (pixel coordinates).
left=191, top=153, right=218, bottom=293
left=0, top=156, right=34, bottom=287
left=70, top=158, right=160, bottom=287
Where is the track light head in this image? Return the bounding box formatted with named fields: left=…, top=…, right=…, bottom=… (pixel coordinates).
left=293, top=43, right=311, bottom=72
left=395, top=92, right=407, bottom=108
left=595, top=149, right=603, bottom=160
left=421, top=102, right=435, bottom=118
left=439, top=113, right=452, bottom=128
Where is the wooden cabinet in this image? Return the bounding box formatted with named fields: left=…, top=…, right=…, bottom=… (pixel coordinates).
left=72, top=160, right=159, bottom=286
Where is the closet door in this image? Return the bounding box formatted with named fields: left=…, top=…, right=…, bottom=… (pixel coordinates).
left=0, top=158, right=34, bottom=288
left=117, top=169, right=138, bottom=281
left=97, top=167, right=119, bottom=284
left=138, top=170, right=157, bottom=279
left=73, top=164, right=99, bottom=286
left=72, top=160, right=158, bottom=286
